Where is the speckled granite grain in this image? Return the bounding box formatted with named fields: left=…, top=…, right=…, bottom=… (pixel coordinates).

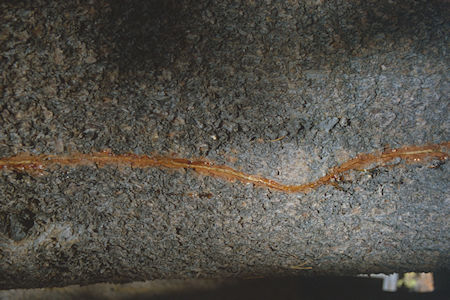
left=0, top=0, right=449, bottom=288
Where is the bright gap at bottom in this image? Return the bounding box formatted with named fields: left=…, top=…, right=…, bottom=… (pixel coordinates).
left=358, top=272, right=434, bottom=292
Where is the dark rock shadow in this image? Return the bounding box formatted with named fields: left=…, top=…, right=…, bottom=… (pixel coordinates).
left=97, top=0, right=449, bottom=74
left=100, top=0, right=202, bottom=73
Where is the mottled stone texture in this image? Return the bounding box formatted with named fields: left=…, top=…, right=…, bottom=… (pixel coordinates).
left=0, top=0, right=449, bottom=289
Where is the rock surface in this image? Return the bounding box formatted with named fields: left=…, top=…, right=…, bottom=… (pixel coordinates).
left=0, top=0, right=449, bottom=289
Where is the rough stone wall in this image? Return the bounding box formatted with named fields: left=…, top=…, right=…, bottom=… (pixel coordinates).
left=0, top=0, right=449, bottom=289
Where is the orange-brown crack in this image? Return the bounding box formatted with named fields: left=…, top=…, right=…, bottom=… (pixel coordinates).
left=0, top=142, right=448, bottom=193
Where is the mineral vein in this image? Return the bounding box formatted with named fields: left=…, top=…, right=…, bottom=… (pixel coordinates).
left=0, top=143, right=448, bottom=193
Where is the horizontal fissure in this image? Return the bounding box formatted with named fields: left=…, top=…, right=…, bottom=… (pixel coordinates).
left=0, top=142, right=448, bottom=193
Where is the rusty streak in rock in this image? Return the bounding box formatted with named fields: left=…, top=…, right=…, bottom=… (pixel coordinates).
left=0, top=142, right=448, bottom=193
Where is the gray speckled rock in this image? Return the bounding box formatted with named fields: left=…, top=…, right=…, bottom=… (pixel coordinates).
left=0, top=0, right=449, bottom=289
